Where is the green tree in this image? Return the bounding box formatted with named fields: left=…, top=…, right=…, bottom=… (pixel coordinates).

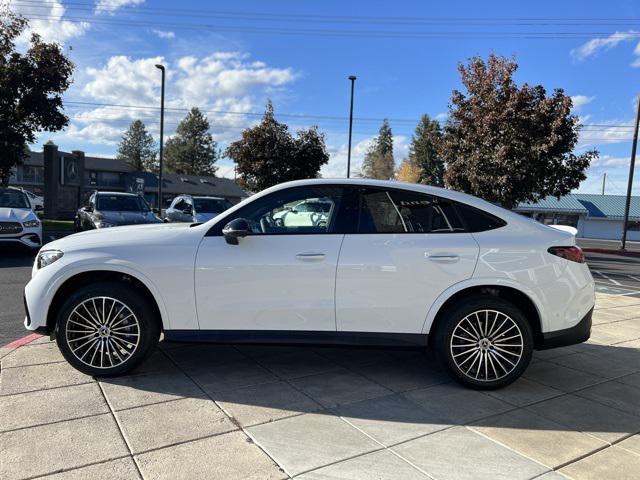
left=226, top=101, right=329, bottom=191
left=408, top=115, right=444, bottom=186
left=361, top=119, right=394, bottom=179
left=0, top=10, right=74, bottom=186
left=117, top=120, right=157, bottom=172
left=165, top=108, right=218, bottom=176
left=441, top=54, right=597, bottom=208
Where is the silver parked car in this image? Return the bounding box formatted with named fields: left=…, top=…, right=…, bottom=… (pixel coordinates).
left=165, top=195, right=232, bottom=223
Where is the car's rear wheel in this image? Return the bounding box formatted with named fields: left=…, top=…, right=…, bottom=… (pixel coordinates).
left=434, top=295, right=533, bottom=390
left=55, top=282, right=160, bottom=376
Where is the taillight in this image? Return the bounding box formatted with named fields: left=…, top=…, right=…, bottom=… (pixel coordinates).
left=548, top=246, right=585, bottom=263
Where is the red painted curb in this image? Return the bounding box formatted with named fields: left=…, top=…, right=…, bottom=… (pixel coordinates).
left=2, top=333, right=43, bottom=349
left=583, top=248, right=640, bottom=258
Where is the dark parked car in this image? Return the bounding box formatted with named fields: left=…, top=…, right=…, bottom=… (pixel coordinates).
left=74, top=191, right=162, bottom=231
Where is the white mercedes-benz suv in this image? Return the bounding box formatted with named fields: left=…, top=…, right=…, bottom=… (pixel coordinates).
left=24, top=179, right=595, bottom=389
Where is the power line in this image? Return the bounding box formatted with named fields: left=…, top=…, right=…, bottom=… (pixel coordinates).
left=18, top=12, right=640, bottom=40
left=12, top=0, right=640, bottom=26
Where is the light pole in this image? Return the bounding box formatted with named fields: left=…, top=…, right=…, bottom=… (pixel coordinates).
left=347, top=75, right=356, bottom=178
left=622, top=94, right=640, bottom=250
left=155, top=64, right=165, bottom=216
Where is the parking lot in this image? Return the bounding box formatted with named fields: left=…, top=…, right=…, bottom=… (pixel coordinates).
left=2, top=246, right=640, bottom=479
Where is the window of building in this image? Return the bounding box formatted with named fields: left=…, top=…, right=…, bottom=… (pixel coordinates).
left=98, top=172, right=122, bottom=187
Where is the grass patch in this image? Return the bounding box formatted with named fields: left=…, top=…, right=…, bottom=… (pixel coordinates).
left=42, top=219, right=75, bottom=232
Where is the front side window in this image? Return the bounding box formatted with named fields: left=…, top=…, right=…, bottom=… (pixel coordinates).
left=358, top=189, right=464, bottom=234
left=215, top=186, right=345, bottom=235
left=194, top=198, right=230, bottom=214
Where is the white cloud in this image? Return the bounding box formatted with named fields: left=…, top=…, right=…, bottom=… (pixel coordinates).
left=70, top=52, right=297, bottom=147
left=571, top=31, right=637, bottom=61
left=435, top=112, right=448, bottom=122
left=95, top=0, right=145, bottom=15
left=321, top=136, right=409, bottom=178
left=633, top=42, right=640, bottom=67
left=589, top=155, right=630, bottom=169
left=151, top=29, right=175, bottom=39
left=571, top=95, right=594, bottom=112
left=10, top=0, right=89, bottom=45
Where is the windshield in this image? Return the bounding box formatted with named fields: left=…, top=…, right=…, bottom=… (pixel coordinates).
left=194, top=198, right=230, bottom=214
left=97, top=195, right=149, bottom=212
left=0, top=190, right=30, bottom=209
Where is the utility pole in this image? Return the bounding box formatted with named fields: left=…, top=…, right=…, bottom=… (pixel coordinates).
left=347, top=75, right=357, bottom=178
left=602, top=173, right=606, bottom=195
left=155, top=64, right=165, bottom=217
left=622, top=95, right=640, bottom=250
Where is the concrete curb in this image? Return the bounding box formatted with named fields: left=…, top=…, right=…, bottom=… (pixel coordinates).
left=583, top=247, right=640, bottom=258
left=2, top=332, right=43, bottom=349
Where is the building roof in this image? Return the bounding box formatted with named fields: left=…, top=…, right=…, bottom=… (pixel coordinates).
left=517, top=193, right=640, bottom=221
left=125, top=172, right=247, bottom=198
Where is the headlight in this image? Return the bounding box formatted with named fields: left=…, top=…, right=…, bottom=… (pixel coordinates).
left=96, top=221, right=115, bottom=228
left=37, top=250, right=64, bottom=269
left=23, top=219, right=40, bottom=228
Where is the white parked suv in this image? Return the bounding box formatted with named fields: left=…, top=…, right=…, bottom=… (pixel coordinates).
left=24, top=179, right=595, bottom=389
left=0, top=188, right=42, bottom=249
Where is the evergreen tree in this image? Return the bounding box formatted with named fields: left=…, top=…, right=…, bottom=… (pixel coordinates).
left=226, top=101, right=329, bottom=191
left=361, top=119, right=394, bottom=179
left=165, top=108, right=218, bottom=176
left=409, top=115, right=444, bottom=186
left=116, top=120, right=157, bottom=172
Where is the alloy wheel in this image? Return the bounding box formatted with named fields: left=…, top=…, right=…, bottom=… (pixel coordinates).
left=449, top=309, right=524, bottom=382
left=65, top=296, right=140, bottom=369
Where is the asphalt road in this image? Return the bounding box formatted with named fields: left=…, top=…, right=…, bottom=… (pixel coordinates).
left=1, top=244, right=639, bottom=346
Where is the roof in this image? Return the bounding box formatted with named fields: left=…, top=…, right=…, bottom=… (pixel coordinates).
left=125, top=172, right=247, bottom=198
left=517, top=193, right=640, bottom=220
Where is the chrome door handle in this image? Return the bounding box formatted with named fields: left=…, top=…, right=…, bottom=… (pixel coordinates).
left=426, top=253, right=460, bottom=261
left=296, top=252, right=326, bottom=261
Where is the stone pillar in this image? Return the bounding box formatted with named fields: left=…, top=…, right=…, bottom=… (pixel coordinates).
left=71, top=150, right=86, bottom=208
left=43, top=143, right=59, bottom=219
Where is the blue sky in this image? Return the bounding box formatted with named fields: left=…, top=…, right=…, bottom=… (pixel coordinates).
left=10, top=0, right=640, bottom=194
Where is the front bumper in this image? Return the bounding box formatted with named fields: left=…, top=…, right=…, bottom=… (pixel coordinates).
left=0, top=232, right=41, bottom=248
left=538, top=307, right=593, bottom=350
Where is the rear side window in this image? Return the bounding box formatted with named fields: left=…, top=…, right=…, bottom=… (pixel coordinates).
left=454, top=203, right=506, bottom=232
left=358, top=189, right=465, bottom=234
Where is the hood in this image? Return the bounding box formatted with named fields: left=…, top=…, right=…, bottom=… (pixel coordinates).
left=0, top=207, right=37, bottom=223
left=194, top=212, right=219, bottom=223
left=45, top=222, right=195, bottom=252
left=97, top=210, right=161, bottom=225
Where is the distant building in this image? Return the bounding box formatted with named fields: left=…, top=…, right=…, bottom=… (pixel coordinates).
left=516, top=193, right=640, bottom=241
left=9, top=148, right=247, bottom=217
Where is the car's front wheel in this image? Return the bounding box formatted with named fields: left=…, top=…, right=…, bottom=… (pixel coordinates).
left=55, top=281, right=160, bottom=376
left=434, top=295, right=533, bottom=390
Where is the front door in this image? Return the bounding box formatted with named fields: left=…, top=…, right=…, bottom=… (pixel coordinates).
left=195, top=185, right=348, bottom=331
left=336, top=187, right=479, bottom=334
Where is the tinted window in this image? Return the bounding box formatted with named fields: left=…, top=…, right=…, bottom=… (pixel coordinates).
left=97, top=195, right=148, bottom=212
left=454, top=203, right=506, bottom=232
left=213, top=186, right=345, bottom=235
left=358, top=189, right=464, bottom=234
left=194, top=198, right=230, bottom=214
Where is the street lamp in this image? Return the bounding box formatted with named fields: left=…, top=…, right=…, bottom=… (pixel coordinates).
left=155, top=64, right=165, bottom=216
left=347, top=75, right=356, bottom=178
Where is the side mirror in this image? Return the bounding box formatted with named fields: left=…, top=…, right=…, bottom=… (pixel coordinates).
left=183, top=206, right=193, bottom=215
left=222, top=218, right=250, bottom=245
left=82, top=205, right=93, bottom=212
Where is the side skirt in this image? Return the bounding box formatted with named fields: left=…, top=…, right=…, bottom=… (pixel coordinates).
left=163, top=330, right=429, bottom=348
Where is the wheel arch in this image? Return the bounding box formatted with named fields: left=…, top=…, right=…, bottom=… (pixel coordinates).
left=424, top=282, right=544, bottom=348
left=46, top=269, right=166, bottom=334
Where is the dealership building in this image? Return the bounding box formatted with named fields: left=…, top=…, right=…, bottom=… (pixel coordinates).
left=516, top=193, right=640, bottom=241
left=9, top=144, right=247, bottom=219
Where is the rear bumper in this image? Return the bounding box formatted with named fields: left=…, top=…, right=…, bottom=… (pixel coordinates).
left=538, top=307, right=592, bottom=350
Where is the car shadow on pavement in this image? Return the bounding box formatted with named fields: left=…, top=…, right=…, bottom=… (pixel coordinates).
left=97, top=339, right=640, bottom=439
left=0, top=247, right=36, bottom=268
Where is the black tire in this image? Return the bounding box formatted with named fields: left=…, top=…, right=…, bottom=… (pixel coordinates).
left=55, top=281, right=161, bottom=377
left=433, top=295, right=533, bottom=390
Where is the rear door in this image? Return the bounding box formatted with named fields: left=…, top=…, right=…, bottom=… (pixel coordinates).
left=336, top=187, right=479, bottom=334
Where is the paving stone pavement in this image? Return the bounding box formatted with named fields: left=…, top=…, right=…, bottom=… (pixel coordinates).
left=2, top=292, right=640, bottom=479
